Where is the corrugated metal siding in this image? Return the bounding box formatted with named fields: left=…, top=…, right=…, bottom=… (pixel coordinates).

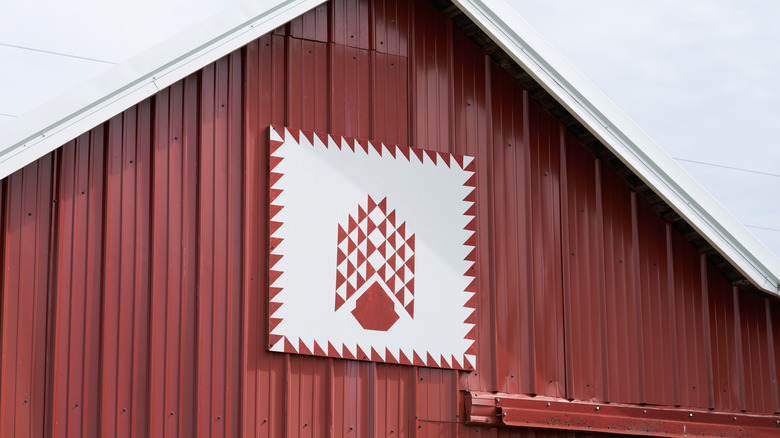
left=2, top=0, right=780, bottom=436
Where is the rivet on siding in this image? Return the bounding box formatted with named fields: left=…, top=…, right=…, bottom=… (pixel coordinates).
left=170, top=411, right=174, bottom=416
left=351, top=35, right=354, bottom=38
left=544, top=172, right=548, bottom=176
left=53, top=200, right=57, bottom=203
left=549, top=379, right=553, bottom=383
left=689, top=413, right=693, bottom=418
left=643, top=410, right=647, bottom=414
left=390, top=429, right=393, bottom=433
left=28, top=213, right=31, bottom=216
left=496, top=399, right=501, bottom=403
left=266, top=43, right=270, bottom=47
left=217, top=416, right=222, bottom=420
left=349, top=426, right=353, bottom=430
left=308, top=50, right=312, bottom=54
left=510, top=375, right=514, bottom=378
left=174, top=136, right=178, bottom=140
left=263, top=418, right=267, bottom=423
left=692, top=386, right=696, bottom=389
left=502, top=412, right=506, bottom=417
left=391, top=63, right=394, bottom=66
left=353, top=57, right=356, bottom=60
left=24, top=399, right=28, bottom=404
left=546, top=403, right=550, bottom=407
left=507, top=143, right=511, bottom=147
left=733, top=417, right=737, bottom=421
left=75, top=403, right=79, bottom=407
left=418, top=425, right=422, bottom=429
left=420, top=377, right=423, bottom=381
left=586, top=384, right=590, bottom=387
left=595, top=406, right=599, bottom=412
left=129, top=160, right=133, bottom=164
left=304, top=422, right=308, bottom=427
left=81, top=191, right=85, bottom=195
left=380, top=41, right=383, bottom=45
left=221, top=104, right=225, bottom=108
left=123, top=408, right=127, bottom=412
left=619, top=260, right=623, bottom=263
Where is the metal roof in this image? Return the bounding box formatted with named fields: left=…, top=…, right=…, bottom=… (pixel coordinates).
left=1, top=0, right=778, bottom=295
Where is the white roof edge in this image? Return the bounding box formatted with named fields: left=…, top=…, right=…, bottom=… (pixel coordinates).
left=453, top=0, right=780, bottom=295
left=0, top=0, right=326, bottom=181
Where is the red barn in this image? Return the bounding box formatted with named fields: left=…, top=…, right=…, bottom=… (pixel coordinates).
left=1, top=0, right=779, bottom=436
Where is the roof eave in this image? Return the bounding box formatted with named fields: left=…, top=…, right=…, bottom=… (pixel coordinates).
left=0, top=0, right=327, bottom=182
left=453, top=0, right=780, bottom=295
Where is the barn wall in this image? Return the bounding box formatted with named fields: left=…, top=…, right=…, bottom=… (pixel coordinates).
left=1, top=0, right=778, bottom=436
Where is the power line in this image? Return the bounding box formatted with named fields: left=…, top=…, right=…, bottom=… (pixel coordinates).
left=745, top=224, right=780, bottom=233
left=0, top=113, right=17, bottom=118
left=674, top=157, right=780, bottom=179
left=0, top=42, right=116, bottom=65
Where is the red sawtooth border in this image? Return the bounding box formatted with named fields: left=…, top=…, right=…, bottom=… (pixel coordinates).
left=267, top=125, right=477, bottom=371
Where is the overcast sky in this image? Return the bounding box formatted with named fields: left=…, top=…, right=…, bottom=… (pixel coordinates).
left=2, top=0, right=779, bottom=257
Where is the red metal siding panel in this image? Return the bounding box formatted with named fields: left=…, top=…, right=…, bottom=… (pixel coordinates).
left=2, top=1, right=780, bottom=437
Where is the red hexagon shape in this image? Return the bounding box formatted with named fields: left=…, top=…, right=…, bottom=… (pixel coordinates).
left=351, top=281, right=399, bottom=331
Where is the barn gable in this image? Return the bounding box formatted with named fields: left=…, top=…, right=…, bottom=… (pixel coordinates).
left=1, top=0, right=779, bottom=436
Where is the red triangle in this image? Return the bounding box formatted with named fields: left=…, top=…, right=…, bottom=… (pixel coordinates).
left=269, top=155, right=283, bottom=171
left=368, top=195, right=377, bottom=212
left=269, top=172, right=283, bottom=187
left=466, top=340, right=477, bottom=355
left=405, top=277, right=414, bottom=295
left=313, top=341, right=327, bottom=357
left=438, top=152, right=450, bottom=167
left=378, top=264, right=386, bottom=280
left=269, top=221, right=283, bottom=235
left=465, top=248, right=476, bottom=262
left=357, top=273, right=366, bottom=288
left=269, top=140, right=284, bottom=155
left=464, top=356, right=474, bottom=370
left=453, top=154, right=465, bottom=169
left=298, top=340, right=313, bottom=356
left=407, top=234, right=415, bottom=252
left=405, top=255, right=415, bottom=273
left=464, top=312, right=476, bottom=324
left=316, top=131, right=329, bottom=146
left=301, top=129, right=314, bottom=146
left=397, top=223, right=405, bottom=238
left=270, top=188, right=283, bottom=203
left=385, top=143, right=396, bottom=158
left=269, top=301, right=283, bottom=316
left=269, top=317, right=282, bottom=332
left=378, top=197, right=387, bottom=214
left=386, top=275, right=395, bottom=291
left=338, top=225, right=348, bottom=242
left=269, top=334, right=283, bottom=348
left=358, top=206, right=367, bottom=223
left=413, top=351, right=426, bottom=366
left=464, top=190, right=476, bottom=203
left=283, top=337, right=297, bottom=353
left=348, top=239, right=357, bottom=255
left=269, top=253, right=283, bottom=269
left=366, top=239, right=376, bottom=257
left=349, top=216, right=358, bottom=232
left=387, top=210, right=395, bottom=227
left=356, top=345, right=370, bottom=361
left=387, top=233, right=395, bottom=251
left=464, top=266, right=475, bottom=276
left=385, top=348, right=398, bottom=364
left=269, top=237, right=283, bottom=250
left=342, top=346, right=356, bottom=360
left=464, top=292, right=477, bottom=309
left=464, top=173, right=476, bottom=187
left=451, top=355, right=463, bottom=370
left=465, top=203, right=476, bottom=216
left=371, top=141, right=383, bottom=156
left=397, top=244, right=405, bottom=260
left=347, top=261, right=356, bottom=278
left=358, top=228, right=367, bottom=244
left=439, top=354, right=451, bottom=368
left=396, top=267, right=405, bottom=283
left=345, top=137, right=355, bottom=152
left=337, top=249, right=347, bottom=266
left=411, top=147, right=425, bottom=163
left=397, top=145, right=410, bottom=161
left=399, top=349, right=413, bottom=365
left=387, top=251, right=396, bottom=270
left=464, top=217, right=476, bottom=231
left=395, top=290, right=404, bottom=304
left=405, top=301, right=414, bottom=318
left=358, top=139, right=369, bottom=154
left=335, top=293, right=345, bottom=310
left=367, top=218, right=377, bottom=235
left=424, top=149, right=437, bottom=164
left=426, top=352, right=438, bottom=367
left=378, top=219, right=387, bottom=237
left=465, top=278, right=477, bottom=293
left=365, top=263, right=376, bottom=280
left=371, top=347, right=383, bottom=362
left=347, top=282, right=356, bottom=299
left=269, top=270, right=283, bottom=285
left=336, top=271, right=347, bottom=289
left=269, top=287, right=283, bottom=300
left=464, top=234, right=476, bottom=247
left=465, top=160, right=476, bottom=172
left=378, top=241, right=386, bottom=258
left=328, top=341, right=341, bottom=358
left=357, top=250, right=366, bottom=268
left=288, top=129, right=300, bottom=144
left=465, top=325, right=477, bottom=340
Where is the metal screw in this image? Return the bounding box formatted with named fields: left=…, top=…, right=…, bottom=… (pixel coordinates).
left=502, top=412, right=506, bottom=417
left=547, top=403, right=550, bottom=407
left=689, top=413, right=693, bottom=418
left=390, top=429, right=394, bottom=433
left=170, top=411, right=174, bottom=416
left=733, top=417, right=737, bottom=421
left=418, top=425, right=422, bottom=429
left=643, top=410, right=647, bottom=414
left=496, top=398, right=501, bottom=403
left=595, top=407, right=599, bottom=412
left=122, top=408, right=127, bottom=412
left=263, top=418, right=267, bottom=423
left=304, top=422, right=308, bottom=427
left=24, top=399, right=28, bottom=404
left=217, top=416, right=221, bottom=420
left=75, top=403, right=79, bottom=407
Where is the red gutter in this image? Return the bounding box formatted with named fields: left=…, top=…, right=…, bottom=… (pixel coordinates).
left=465, top=392, right=780, bottom=437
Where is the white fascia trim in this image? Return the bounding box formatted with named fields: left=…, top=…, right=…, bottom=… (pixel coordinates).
left=454, top=0, right=780, bottom=295
left=0, top=0, right=326, bottom=181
